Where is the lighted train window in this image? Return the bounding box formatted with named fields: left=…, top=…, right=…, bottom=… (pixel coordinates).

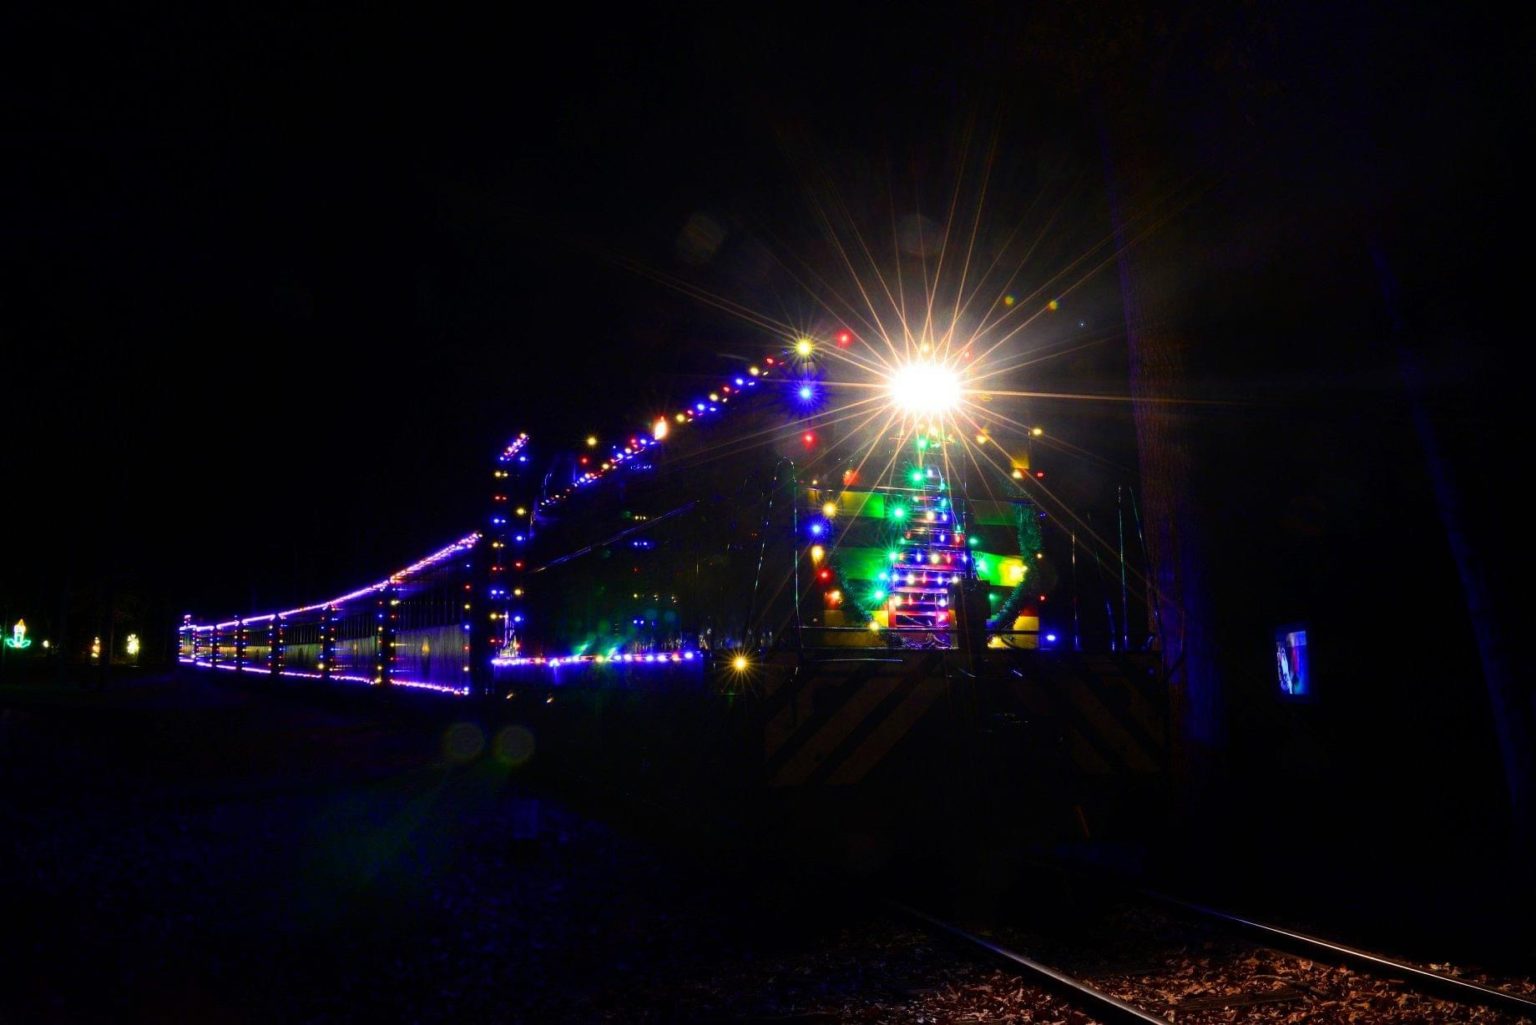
left=1274, top=624, right=1311, bottom=698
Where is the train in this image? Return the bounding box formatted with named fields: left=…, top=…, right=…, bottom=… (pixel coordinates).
left=179, top=348, right=1169, bottom=859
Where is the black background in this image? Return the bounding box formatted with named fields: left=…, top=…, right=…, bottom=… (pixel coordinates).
left=1, top=2, right=1522, bottom=679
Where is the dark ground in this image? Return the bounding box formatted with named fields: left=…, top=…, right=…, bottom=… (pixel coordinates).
left=3, top=671, right=1531, bottom=1024
left=0, top=671, right=1051, bottom=1024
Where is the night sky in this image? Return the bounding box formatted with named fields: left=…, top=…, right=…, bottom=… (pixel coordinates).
left=2, top=3, right=1522, bottom=657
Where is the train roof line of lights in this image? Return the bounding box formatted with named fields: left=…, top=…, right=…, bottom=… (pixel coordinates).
left=538, top=355, right=795, bottom=511
left=192, top=530, right=484, bottom=632
left=491, top=650, right=701, bottom=668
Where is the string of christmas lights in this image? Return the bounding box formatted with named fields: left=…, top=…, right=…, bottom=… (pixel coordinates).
left=182, top=324, right=1054, bottom=678
left=540, top=359, right=782, bottom=509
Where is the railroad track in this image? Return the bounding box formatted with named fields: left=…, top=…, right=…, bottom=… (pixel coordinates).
left=892, top=891, right=1536, bottom=1024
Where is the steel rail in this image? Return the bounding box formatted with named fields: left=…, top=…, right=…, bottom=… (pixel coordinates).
left=1143, top=890, right=1536, bottom=1018
left=889, top=901, right=1170, bottom=1025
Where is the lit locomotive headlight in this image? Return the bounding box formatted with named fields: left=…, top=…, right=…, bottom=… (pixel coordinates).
left=887, top=361, right=961, bottom=415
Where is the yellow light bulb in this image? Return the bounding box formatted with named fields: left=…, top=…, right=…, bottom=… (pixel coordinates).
left=810, top=545, right=825, bottom=563
left=822, top=501, right=837, bottom=518
left=794, top=338, right=813, bottom=357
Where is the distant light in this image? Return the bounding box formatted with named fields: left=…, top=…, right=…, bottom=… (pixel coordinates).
left=731, top=654, right=749, bottom=672
left=797, top=384, right=815, bottom=401
left=1045, top=633, right=1058, bottom=643
left=748, top=365, right=760, bottom=376
left=652, top=417, right=669, bottom=441
left=836, top=330, right=853, bottom=346
left=802, top=432, right=816, bottom=447
left=890, top=506, right=906, bottom=520
left=586, top=435, right=598, bottom=447
left=795, top=338, right=814, bottom=357
left=810, top=544, right=825, bottom=563
left=809, top=521, right=824, bottom=536
left=125, top=633, right=140, bottom=657
left=821, top=501, right=838, bottom=519
left=1031, top=426, right=1044, bottom=437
